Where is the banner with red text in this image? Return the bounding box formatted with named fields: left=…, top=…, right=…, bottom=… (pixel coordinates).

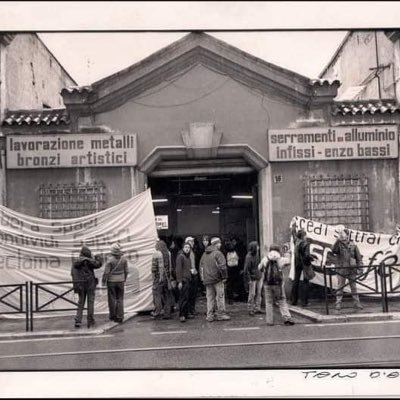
left=289, top=216, right=400, bottom=295
left=0, top=189, right=158, bottom=315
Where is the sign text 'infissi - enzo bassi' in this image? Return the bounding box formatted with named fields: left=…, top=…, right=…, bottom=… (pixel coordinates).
left=6, top=133, right=137, bottom=168
left=268, top=125, right=398, bottom=161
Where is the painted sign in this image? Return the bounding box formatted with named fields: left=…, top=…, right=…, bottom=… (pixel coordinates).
left=155, top=215, right=169, bottom=230
left=268, top=125, right=398, bottom=161
left=6, top=133, right=137, bottom=168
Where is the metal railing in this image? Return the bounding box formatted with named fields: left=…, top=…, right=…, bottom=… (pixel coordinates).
left=0, top=282, right=29, bottom=331
left=29, top=280, right=83, bottom=332
left=322, top=263, right=395, bottom=314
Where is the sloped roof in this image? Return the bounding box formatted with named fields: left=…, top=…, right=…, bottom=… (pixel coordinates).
left=332, top=100, right=400, bottom=115
left=2, top=109, right=69, bottom=126
left=61, top=32, right=340, bottom=113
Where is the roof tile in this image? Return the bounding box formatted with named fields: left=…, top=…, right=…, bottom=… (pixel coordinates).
left=332, top=100, right=400, bottom=116
left=2, top=109, right=70, bottom=126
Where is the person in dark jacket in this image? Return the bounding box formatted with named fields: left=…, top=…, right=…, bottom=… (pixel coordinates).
left=243, top=241, right=263, bottom=315
left=332, top=229, right=363, bottom=311
left=185, top=236, right=199, bottom=317
left=176, top=242, right=192, bottom=322
left=152, top=240, right=174, bottom=320
left=102, top=242, right=129, bottom=323
left=291, top=230, right=315, bottom=306
left=199, top=237, right=231, bottom=322
left=71, top=245, right=103, bottom=328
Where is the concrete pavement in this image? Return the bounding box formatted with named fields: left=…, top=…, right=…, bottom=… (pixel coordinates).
left=1, top=295, right=400, bottom=340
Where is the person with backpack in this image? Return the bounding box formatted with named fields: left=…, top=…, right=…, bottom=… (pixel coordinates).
left=243, top=241, right=263, bottom=315
left=102, top=242, right=129, bottom=324
left=225, top=239, right=240, bottom=304
left=199, top=237, right=231, bottom=322
left=71, top=245, right=103, bottom=328
left=259, top=243, right=294, bottom=326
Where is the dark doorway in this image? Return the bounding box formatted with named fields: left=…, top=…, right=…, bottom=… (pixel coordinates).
left=148, top=172, right=258, bottom=248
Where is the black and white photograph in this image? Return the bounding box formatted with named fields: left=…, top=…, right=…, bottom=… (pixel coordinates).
left=1, top=1, right=400, bottom=398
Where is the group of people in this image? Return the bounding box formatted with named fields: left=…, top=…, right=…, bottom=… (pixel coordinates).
left=71, top=223, right=364, bottom=329
left=71, top=242, right=128, bottom=328
left=151, top=235, right=296, bottom=326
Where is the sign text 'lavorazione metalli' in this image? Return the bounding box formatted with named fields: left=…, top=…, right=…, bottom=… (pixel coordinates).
left=6, top=133, right=137, bottom=168
left=268, top=125, right=398, bottom=161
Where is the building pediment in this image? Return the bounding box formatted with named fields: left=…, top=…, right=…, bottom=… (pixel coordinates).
left=61, top=32, right=340, bottom=115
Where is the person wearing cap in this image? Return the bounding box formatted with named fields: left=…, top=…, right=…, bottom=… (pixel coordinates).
left=259, top=244, right=295, bottom=326
left=199, top=236, right=231, bottom=322
left=332, top=229, right=363, bottom=311
left=71, top=245, right=103, bottom=328
left=102, top=242, right=129, bottom=323
left=185, top=236, right=199, bottom=318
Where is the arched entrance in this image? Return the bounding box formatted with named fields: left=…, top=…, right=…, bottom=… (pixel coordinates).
left=139, top=144, right=271, bottom=250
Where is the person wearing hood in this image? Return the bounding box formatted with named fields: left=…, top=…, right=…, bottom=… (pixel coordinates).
left=175, top=242, right=192, bottom=322
left=102, top=242, right=128, bottom=323
left=244, top=241, right=263, bottom=315
left=259, top=244, right=294, bottom=326
left=151, top=239, right=174, bottom=320
left=71, top=245, right=103, bottom=328
left=199, top=237, right=231, bottom=322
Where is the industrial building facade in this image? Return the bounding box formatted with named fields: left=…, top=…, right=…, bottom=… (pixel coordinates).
left=2, top=33, right=400, bottom=251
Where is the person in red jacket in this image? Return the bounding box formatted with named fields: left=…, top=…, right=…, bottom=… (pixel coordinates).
left=199, top=237, right=231, bottom=322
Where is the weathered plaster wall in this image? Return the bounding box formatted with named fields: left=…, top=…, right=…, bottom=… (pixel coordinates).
left=270, top=158, right=399, bottom=243
left=5, top=34, right=75, bottom=111
left=322, top=31, right=395, bottom=100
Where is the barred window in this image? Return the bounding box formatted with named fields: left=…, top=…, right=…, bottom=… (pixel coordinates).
left=304, top=175, right=369, bottom=231
left=39, top=182, right=106, bottom=219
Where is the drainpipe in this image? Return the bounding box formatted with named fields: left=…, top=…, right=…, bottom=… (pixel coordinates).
left=374, top=31, right=382, bottom=99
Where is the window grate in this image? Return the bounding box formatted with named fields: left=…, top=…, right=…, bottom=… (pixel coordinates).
left=304, top=175, right=369, bottom=231
left=39, top=182, right=106, bottom=219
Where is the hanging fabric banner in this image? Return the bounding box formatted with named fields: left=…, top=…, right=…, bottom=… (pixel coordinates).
left=0, top=189, right=158, bottom=315
left=289, top=216, right=400, bottom=295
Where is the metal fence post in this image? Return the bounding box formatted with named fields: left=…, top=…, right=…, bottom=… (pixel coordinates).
left=25, top=281, right=29, bottom=332
left=379, top=263, right=388, bottom=313
left=29, top=281, right=34, bottom=332
left=323, top=265, right=329, bottom=315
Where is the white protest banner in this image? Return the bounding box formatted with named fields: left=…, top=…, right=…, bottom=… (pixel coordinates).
left=0, top=189, right=158, bottom=315
left=290, top=216, right=400, bottom=296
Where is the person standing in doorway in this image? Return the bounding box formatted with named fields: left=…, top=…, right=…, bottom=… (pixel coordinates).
left=259, top=244, right=295, bottom=326
left=185, top=236, right=198, bottom=318
left=332, top=229, right=363, bottom=311
left=244, top=241, right=263, bottom=315
left=199, top=237, right=231, bottom=322
left=225, top=239, right=240, bottom=304
left=291, top=230, right=315, bottom=307
left=176, top=242, right=192, bottom=322
left=71, top=245, right=103, bottom=328
left=102, top=243, right=128, bottom=324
